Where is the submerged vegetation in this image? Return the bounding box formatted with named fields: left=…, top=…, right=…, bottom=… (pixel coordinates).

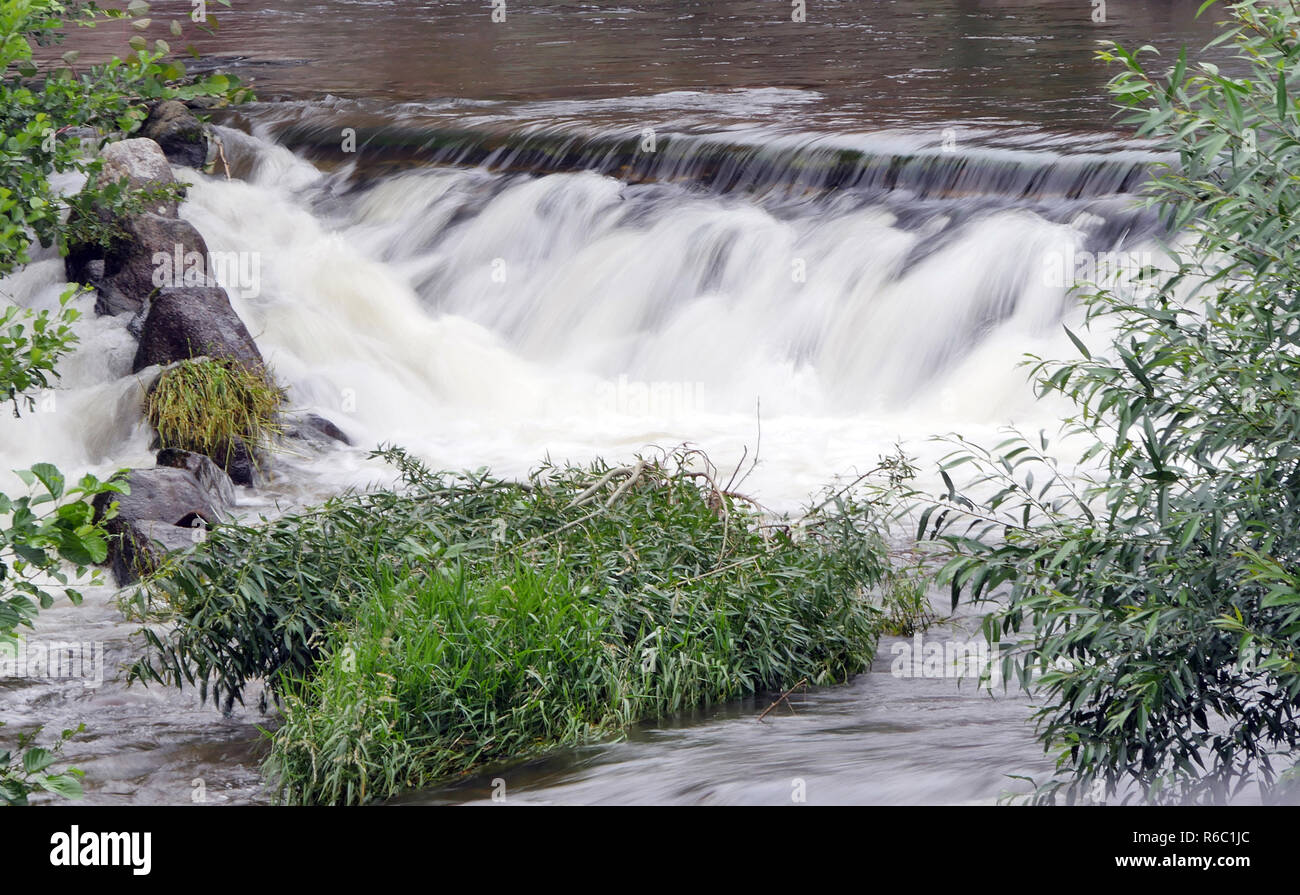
left=145, top=356, right=282, bottom=467
left=923, top=0, right=1300, bottom=804
left=876, top=566, right=938, bottom=638
left=127, top=446, right=905, bottom=804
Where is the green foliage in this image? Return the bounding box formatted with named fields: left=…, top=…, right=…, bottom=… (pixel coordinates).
left=61, top=177, right=188, bottom=263
left=0, top=0, right=248, bottom=274
left=1, top=465, right=123, bottom=648
left=0, top=287, right=80, bottom=415
left=0, top=289, right=122, bottom=808
left=924, top=1, right=1300, bottom=803
left=268, top=565, right=623, bottom=806
left=0, top=723, right=85, bottom=806
left=0, top=328, right=123, bottom=805
left=877, top=566, right=937, bottom=637
left=126, top=446, right=902, bottom=803
left=145, top=357, right=282, bottom=468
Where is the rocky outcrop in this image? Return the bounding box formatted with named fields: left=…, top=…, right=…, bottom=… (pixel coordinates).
left=64, top=139, right=184, bottom=309
left=92, top=466, right=231, bottom=585
left=72, top=213, right=211, bottom=318
left=132, top=286, right=263, bottom=373
left=71, top=134, right=283, bottom=587
left=139, top=101, right=208, bottom=168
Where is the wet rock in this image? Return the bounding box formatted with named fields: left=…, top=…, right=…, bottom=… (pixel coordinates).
left=132, top=286, right=262, bottom=373
left=72, top=213, right=211, bottom=317
left=217, top=436, right=265, bottom=487
left=140, top=100, right=208, bottom=168
left=182, top=96, right=224, bottom=112
left=92, top=466, right=229, bottom=585
left=108, top=519, right=205, bottom=585
left=63, top=138, right=191, bottom=315
left=156, top=447, right=238, bottom=505
left=95, top=138, right=180, bottom=216
left=283, top=412, right=352, bottom=448
left=93, top=466, right=228, bottom=528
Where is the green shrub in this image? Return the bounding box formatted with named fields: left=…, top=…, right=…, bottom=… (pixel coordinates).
left=269, top=564, right=617, bottom=806
left=127, top=446, right=903, bottom=803
left=877, top=567, right=937, bottom=637
left=925, top=1, right=1300, bottom=804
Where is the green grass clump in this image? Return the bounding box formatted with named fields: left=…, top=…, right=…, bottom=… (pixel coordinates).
left=126, top=446, right=903, bottom=804
left=145, top=357, right=281, bottom=467
left=271, top=565, right=616, bottom=806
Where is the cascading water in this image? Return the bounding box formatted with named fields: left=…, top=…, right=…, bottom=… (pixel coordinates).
left=163, top=111, right=1151, bottom=509
left=0, top=95, right=1172, bottom=803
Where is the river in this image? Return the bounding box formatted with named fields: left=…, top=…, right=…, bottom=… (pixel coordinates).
left=1, top=1, right=1237, bottom=804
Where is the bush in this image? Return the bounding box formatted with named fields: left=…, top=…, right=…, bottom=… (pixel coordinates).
left=1, top=0, right=248, bottom=274
left=145, top=356, right=282, bottom=469
left=925, top=1, right=1300, bottom=804
left=127, top=447, right=904, bottom=803
left=0, top=724, right=85, bottom=806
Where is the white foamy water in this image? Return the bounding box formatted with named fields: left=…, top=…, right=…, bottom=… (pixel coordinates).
left=0, top=119, right=1164, bottom=804
left=1, top=122, right=1150, bottom=513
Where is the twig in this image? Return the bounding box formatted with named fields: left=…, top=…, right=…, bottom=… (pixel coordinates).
left=674, top=554, right=760, bottom=586
left=731, top=398, right=763, bottom=493
left=724, top=444, right=747, bottom=493
left=513, top=462, right=651, bottom=554
left=757, top=678, right=808, bottom=722
left=212, top=131, right=231, bottom=181
left=604, top=459, right=648, bottom=508
left=566, top=464, right=640, bottom=509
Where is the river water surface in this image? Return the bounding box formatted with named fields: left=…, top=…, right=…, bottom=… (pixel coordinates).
left=1, top=1, right=1244, bottom=804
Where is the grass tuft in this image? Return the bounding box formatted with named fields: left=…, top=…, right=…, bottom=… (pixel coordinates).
left=144, top=357, right=282, bottom=468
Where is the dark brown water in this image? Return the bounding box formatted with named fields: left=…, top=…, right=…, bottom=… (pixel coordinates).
left=68, top=0, right=1231, bottom=133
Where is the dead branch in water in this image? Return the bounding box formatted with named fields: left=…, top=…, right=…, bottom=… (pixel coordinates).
left=757, top=678, right=808, bottom=722
left=211, top=131, right=232, bottom=181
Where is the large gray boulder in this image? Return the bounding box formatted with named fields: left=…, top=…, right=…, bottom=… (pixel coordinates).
left=93, top=466, right=228, bottom=528
left=107, top=519, right=206, bottom=586
left=64, top=138, right=191, bottom=315
left=74, top=213, right=211, bottom=317
left=139, top=101, right=208, bottom=168
left=132, top=286, right=263, bottom=373
left=92, top=466, right=231, bottom=585
left=95, top=138, right=180, bottom=216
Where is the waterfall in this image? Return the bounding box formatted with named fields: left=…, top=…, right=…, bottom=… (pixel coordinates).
left=0, top=117, right=1157, bottom=510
